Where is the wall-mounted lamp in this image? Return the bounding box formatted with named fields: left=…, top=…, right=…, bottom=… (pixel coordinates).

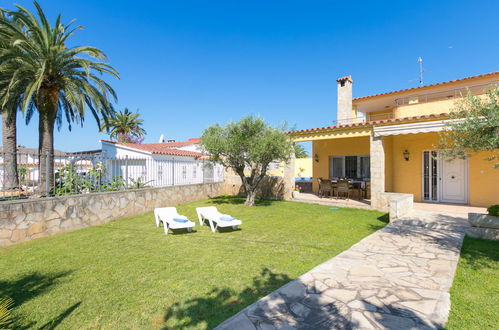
left=314, top=153, right=319, bottom=163
left=403, top=149, right=410, bottom=161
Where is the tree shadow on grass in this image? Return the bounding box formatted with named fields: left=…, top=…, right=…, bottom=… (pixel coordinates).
left=459, top=236, right=499, bottom=270
left=0, top=271, right=73, bottom=329
left=161, top=268, right=292, bottom=329
left=367, top=213, right=390, bottom=231
left=161, top=266, right=440, bottom=329
left=208, top=195, right=275, bottom=207
left=377, top=213, right=389, bottom=224
left=38, top=301, right=81, bottom=330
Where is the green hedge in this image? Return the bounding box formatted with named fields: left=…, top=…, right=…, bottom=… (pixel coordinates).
left=487, top=205, right=499, bottom=216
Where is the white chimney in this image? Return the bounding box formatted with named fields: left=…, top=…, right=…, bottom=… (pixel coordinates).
left=336, top=75, right=353, bottom=123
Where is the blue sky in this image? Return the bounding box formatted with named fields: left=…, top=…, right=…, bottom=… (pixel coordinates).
left=1, top=0, right=498, bottom=152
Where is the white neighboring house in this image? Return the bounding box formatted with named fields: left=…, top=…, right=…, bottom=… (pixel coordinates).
left=100, top=138, right=223, bottom=187
left=0, top=146, right=69, bottom=189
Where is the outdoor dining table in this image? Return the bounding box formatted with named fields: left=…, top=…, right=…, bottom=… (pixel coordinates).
left=330, top=179, right=366, bottom=189
left=350, top=180, right=366, bottom=189
left=327, top=179, right=367, bottom=199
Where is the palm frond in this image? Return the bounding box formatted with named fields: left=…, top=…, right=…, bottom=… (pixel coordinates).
left=0, top=297, right=14, bottom=326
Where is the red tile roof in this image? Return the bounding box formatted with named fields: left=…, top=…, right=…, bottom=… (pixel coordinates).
left=101, top=140, right=204, bottom=158
left=353, top=71, right=499, bottom=101
left=337, top=75, right=353, bottom=83
left=145, top=141, right=198, bottom=148
left=136, top=138, right=201, bottom=149
left=288, top=113, right=449, bottom=134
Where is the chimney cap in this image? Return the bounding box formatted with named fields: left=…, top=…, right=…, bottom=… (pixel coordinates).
left=336, top=75, right=353, bottom=83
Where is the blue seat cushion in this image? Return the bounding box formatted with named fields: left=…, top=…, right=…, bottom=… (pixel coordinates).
left=220, top=216, right=235, bottom=221
left=173, top=218, right=189, bottom=223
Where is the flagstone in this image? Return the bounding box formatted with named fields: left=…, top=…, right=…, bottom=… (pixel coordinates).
left=216, top=211, right=467, bottom=330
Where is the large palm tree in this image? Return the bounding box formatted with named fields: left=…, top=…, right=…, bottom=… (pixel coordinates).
left=0, top=2, right=119, bottom=194
left=0, top=95, right=20, bottom=192
left=101, top=108, right=146, bottom=143
left=0, top=9, right=21, bottom=191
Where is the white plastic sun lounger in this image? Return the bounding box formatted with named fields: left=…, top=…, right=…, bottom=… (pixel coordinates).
left=196, top=206, right=242, bottom=233
left=154, top=207, right=195, bottom=235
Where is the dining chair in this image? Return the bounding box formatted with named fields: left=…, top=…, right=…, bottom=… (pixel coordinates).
left=335, top=179, right=350, bottom=199
left=363, top=181, right=371, bottom=199
left=321, top=179, right=334, bottom=198
left=318, top=178, right=324, bottom=197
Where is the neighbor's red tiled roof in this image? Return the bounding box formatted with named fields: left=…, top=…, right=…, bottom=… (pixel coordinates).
left=145, top=141, right=198, bottom=149
left=288, top=113, right=449, bottom=134
left=136, top=138, right=201, bottom=149
left=353, top=71, right=499, bottom=101
left=101, top=140, right=204, bottom=158
left=67, top=149, right=102, bottom=155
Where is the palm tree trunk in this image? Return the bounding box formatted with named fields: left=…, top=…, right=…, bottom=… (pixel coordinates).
left=37, top=90, right=58, bottom=196
left=1, top=109, right=19, bottom=191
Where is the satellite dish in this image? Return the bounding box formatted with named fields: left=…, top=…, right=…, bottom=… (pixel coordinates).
left=158, top=134, right=164, bottom=143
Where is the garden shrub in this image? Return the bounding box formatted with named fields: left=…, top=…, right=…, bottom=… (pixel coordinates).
left=487, top=205, right=499, bottom=216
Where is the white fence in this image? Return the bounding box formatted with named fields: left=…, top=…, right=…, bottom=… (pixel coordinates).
left=0, top=152, right=224, bottom=199
left=106, top=157, right=224, bottom=186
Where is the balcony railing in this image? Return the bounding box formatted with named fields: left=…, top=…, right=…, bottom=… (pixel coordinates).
left=394, top=82, right=498, bottom=106
left=367, top=112, right=394, bottom=121
left=331, top=112, right=394, bottom=126
left=330, top=82, right=498, bottom=127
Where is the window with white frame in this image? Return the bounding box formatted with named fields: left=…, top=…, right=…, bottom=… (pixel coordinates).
left=329, top=155, right=370, bottom=179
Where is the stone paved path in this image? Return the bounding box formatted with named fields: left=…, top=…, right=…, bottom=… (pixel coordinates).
left=215, top=211, right=467, bottom=329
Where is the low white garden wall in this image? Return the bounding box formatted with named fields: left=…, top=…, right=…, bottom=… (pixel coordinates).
left=378, top=192, right=414, bottom=221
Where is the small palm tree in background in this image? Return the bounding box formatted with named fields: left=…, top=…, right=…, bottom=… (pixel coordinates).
left=294, top=144, right=309, bottom=158
left=0, top=2, right=119, bottom=194
left=100, top=108, right=146, bottom=143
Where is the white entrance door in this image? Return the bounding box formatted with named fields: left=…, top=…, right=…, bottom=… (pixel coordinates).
left=422, top=151, right=467, bottom=204
left=441, top=157, right=467, bottom=203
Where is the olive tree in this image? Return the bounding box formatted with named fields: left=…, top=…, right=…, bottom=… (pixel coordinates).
left=201, top=116, right=294, bottom=206
left=438, top=87, right=499, bottom=168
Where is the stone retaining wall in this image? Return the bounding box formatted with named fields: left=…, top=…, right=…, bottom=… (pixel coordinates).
left=0, top=175, right=291, bottom=247
left=0, top=182, right=237, bottom=246
left=466, top=213, right=499, bottom=240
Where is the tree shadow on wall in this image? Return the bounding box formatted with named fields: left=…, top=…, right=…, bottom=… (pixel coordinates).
left=208, top=195, right=275, bottom=207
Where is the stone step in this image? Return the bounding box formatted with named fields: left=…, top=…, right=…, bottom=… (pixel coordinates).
left=465, top=227, right=499, bottom=240
left=391, top=219, right=468, bottom=233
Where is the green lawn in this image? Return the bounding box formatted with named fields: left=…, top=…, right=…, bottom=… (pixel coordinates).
left=446, top=237, right=499, bottom=329
left=0, top=196, right=386, bottom=329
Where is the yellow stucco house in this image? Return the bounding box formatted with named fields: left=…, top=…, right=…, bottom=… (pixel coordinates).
left=289, top=71, right=499, bottom=208
left=264, top=158, right=313, bottom=178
